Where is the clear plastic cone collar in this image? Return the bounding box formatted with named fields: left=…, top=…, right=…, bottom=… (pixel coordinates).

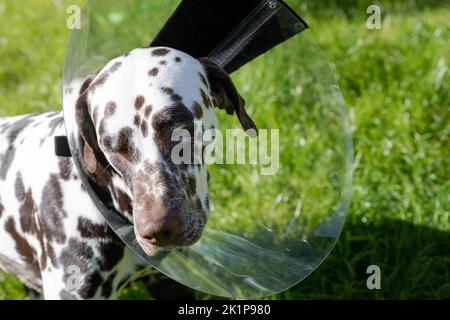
left=62, top=0, right=353, bottom=298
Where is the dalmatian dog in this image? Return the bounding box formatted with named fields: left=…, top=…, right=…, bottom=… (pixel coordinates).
left=0, top=47, right=256, bottom=299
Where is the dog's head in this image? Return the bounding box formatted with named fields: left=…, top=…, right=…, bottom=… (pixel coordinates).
left=73, top=47, right=257, bottom=256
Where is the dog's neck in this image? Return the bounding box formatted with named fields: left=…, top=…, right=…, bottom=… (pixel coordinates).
left=77, top=134, right=134, bottom=222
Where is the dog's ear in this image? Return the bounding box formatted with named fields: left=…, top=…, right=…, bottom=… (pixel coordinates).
left=75, top=76, right=103, bottom=174
left=199, top=58, right=258, bottom=137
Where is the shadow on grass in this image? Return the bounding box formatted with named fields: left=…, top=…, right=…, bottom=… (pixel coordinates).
left=137, top=219, right=449, bottom=300
left=281, top=219, right=450, bottom=299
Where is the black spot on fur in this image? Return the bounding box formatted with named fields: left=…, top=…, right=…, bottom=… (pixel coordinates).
left=134, top=114, right=142, bottom=127
left=4, top=217, right=41, bottom=280
left=105, top=102, right=117, bottom=118
left=14, top=172, right=26, bottom=201
left=44, top=116, right=64, bottom=145
left=161, top=87, right=183, bottom=102
left=0, top=115, right=35, bottom=179
left=152, top=48, right=170, bottom=57
left=186, top=175, right=196, bottom=197
left=200, top=89, right=213, bottom=109
left=112, top=187, right=133, bottom=215
left=144, top=105, right=153, bottom=118
left=102, top=135, right=114, bottom=151
left=15, top=172, right=37, bottom=235
left=90, top=72, right=109, bottom=92
left=193, top=102, right=203, bottom=119
left=98, top=119, right=106, bottom=137
left=97, top=241, right=124, bottom=271
left=171, top=93, right=183, bottom=102
left=148, top=68, right=159, bottom=76
left=109, top=61, right=122, bottom=73
left=40, top=175, right=67, bottom=244
left=135, top=95, right=145, bottom=110
left=61, top=239, right=93, bottom=266
left=60, top=239, right=94, bottom=291
left=15, top=173, right=57, bottom=270
left=161, top=87, right=174, bottom=95
left=115, top=127, right=141, bottom=163
left=199, top=72, right=208, bottom=88
left=77, top=217, right=109, bottom=239
left=59, top=158, right=73, bottom=181
left=46, top=241, right=58, bottom=269
left=0, top=148, right=15, bottom=180
left=141, top=120, right=148, bottom=138
left=89, top=62, right=121, bottom=94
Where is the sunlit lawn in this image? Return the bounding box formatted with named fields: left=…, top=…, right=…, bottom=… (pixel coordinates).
left=0, top=0, right=449, bottom=299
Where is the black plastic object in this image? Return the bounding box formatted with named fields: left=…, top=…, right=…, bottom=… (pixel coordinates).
left=54, top=136, right=72, bottom=157
left=150, top=0, right=308, bottom=73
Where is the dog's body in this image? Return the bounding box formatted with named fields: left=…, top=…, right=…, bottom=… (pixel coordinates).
left=0, top=111, right=146, bottom=299
left=0, top=47, right=256, bottom=299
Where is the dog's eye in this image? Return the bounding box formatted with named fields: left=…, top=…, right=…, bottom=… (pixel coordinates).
left=153, top=106, right=194, bottom=131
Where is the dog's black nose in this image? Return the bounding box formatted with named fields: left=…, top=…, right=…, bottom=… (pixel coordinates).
left=136, top=206, right=181, bottom=245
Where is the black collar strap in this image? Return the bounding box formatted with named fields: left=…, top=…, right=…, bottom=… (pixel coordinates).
left=54, top=136, right=72, bottom=157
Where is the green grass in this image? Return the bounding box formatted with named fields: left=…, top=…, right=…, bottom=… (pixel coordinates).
left=0, top=0, right=449, bottom=300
